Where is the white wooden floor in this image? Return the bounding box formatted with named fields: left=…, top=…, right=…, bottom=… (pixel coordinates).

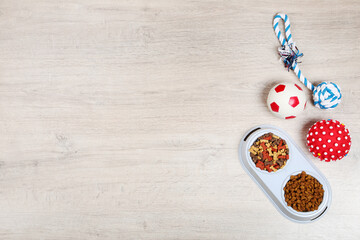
left=0, top=0, right=359, bottom=239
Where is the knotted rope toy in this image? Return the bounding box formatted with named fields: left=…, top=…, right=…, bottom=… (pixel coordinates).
left=273, top=13, right=342, bottom=109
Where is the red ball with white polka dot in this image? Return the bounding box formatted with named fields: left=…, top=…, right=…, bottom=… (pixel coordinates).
left=307, top=120, right=351, bottom=162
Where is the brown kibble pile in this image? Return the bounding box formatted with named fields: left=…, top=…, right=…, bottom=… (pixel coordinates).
left=284, top=171, right=324, bottom=212
left=249, top=133, right=289, bottom=172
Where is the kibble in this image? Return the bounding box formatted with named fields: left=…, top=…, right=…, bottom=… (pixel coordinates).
left=283, top=171, right=324, bottom=212
left=249, top=133, right=289, bottom=172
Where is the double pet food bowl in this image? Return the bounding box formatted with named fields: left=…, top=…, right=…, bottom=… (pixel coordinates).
left=238, top=125, right=331, bottom=223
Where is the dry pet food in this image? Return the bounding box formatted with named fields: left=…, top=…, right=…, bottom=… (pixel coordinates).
left=249, top=133, right=289, bottom=172
left=284, top=171, right=324, bottom=212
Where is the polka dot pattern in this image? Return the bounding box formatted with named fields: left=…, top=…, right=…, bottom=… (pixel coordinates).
left=306, top=120, right=351, bottom=162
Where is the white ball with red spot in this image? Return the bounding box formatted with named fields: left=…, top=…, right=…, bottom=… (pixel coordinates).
left=267, top=82, right=307, bottom=119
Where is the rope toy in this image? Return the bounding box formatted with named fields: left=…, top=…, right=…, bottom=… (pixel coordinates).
left=273, top=13, right=342, bottom=109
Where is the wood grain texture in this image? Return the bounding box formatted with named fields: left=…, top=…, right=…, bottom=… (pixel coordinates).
left=0, top=0, right=359, bottom=239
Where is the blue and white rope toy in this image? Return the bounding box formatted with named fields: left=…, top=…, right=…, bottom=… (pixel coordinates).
left=273, top=13, right=342, bottom=109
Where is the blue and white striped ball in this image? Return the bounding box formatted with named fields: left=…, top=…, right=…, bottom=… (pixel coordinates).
left=313, top=82, right=342, bottom=109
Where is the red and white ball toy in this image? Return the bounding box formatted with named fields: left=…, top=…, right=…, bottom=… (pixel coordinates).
left=307, top=120, right=351, bottom=162
left=267, top=82, right=307, bottom=119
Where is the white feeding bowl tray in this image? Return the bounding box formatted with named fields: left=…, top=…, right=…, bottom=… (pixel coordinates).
left=238, top=125, right=331, bottom=223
